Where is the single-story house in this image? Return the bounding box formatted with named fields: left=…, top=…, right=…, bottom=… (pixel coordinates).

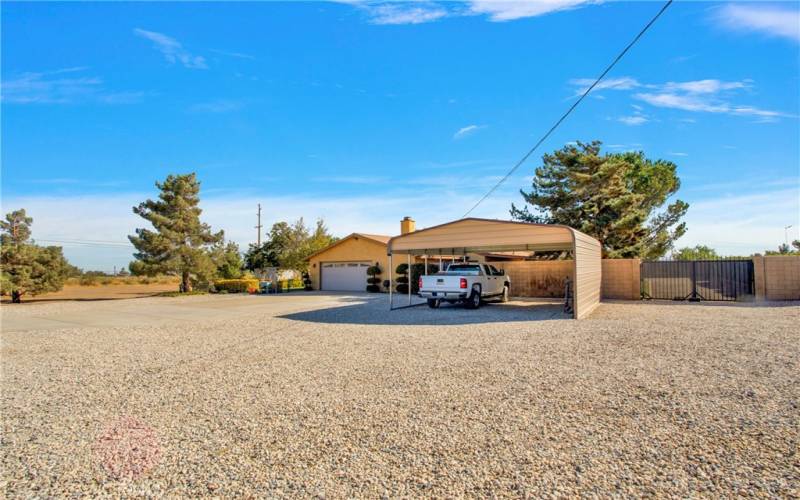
left=306, top=217, right=416, bottom=292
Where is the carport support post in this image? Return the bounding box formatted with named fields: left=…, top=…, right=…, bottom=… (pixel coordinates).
left=407, top=253, right=412, bottom=306
left=388, top=253, right=393, bottom=310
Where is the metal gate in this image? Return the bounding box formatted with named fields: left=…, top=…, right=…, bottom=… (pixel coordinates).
left=641, top=260, right=754, bottom=301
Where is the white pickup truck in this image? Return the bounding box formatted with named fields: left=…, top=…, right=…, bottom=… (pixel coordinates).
left=418, top=262, right=510, bottom=309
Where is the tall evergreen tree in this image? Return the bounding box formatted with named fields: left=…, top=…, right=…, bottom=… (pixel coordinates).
left=128, top=173, right=223, bottom=292
left=1, top=209, right=71, bottom=302
left=511, top=141, right=688, bottom=259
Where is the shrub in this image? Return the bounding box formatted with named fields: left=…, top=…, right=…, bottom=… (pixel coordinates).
left=214, top=278, right=260, bottom=293
left=366, top=264, right=382, bottom=293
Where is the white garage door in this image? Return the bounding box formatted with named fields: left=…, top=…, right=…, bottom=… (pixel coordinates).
left=321, top=262, right=370, bottom=291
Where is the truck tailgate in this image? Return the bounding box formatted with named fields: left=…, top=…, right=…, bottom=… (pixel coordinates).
left=420, top=275, right=463, bottom=291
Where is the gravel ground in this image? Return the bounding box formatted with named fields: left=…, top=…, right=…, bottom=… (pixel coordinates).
left=2, top=294, right=799, bottom=497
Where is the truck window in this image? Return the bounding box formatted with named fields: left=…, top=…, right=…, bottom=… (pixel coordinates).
left=442, top=264, right=481, bottom=276
left=489, top=265, right=502, bottom=276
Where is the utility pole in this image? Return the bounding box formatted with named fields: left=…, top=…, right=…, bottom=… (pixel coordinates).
left=256, top=204, right=263, bottom=246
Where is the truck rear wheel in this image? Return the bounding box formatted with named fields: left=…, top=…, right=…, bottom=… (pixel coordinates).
left=465, top=288, right=481, bottom=309
left=427, top=298, right=440, bottom=309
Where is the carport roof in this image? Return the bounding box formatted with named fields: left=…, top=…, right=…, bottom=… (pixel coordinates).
left=387, top=218, right=584, bottom=255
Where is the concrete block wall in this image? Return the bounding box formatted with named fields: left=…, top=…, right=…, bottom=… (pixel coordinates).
left=495, top=259, right=641, bottom=299
left=602, top=259, right=641, bottom=300
left=496, top=261, right=573, bottom=298
left=753, top=255, right=800, bottom=300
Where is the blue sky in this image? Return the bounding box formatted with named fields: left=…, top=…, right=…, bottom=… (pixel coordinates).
left=2, top=1, right=799, bottom=270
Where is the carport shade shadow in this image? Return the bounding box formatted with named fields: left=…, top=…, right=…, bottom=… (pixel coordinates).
left=278, top=296, right=569, bottom=326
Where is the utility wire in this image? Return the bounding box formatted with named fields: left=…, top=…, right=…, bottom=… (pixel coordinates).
left=462, top=0, right=673, bottom=218
left=36, top=238, right=134, bottom=248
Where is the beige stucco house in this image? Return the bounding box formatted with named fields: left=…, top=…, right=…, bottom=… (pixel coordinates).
left=306, top=217, right=417, bottom=291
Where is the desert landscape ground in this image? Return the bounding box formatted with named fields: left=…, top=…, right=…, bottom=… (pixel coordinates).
left=2, top=293, right=798, bottom=497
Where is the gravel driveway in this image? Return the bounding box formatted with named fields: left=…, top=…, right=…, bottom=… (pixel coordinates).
left=2, top=293, right=798, bottom=497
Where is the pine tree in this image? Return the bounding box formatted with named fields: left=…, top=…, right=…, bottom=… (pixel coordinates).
left=128, top=174, right=223, bottom=292
left=511, top=141, right=688, bottom=259
left=1, top=209, right=71, bottom=302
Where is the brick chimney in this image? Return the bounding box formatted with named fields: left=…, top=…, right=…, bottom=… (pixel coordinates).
left=400, top=216, right=415, bottom=235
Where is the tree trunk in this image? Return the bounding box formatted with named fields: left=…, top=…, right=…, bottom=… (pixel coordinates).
left=11, top=290, right=21, bottom=303
left=181, top=272, right=192, bottom=293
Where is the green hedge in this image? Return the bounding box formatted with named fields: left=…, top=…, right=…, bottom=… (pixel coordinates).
left=214, top=279, right=260, bottom=293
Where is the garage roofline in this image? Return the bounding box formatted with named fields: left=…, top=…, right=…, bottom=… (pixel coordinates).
left=386, top=218, right=602, bottom=319
left=305, top=232, right=390, bottom=261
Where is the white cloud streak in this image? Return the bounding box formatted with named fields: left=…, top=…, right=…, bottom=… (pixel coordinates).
left=616, top=115, right=648, bottom=126
left=568, top=75, right=791, bottom=121
left=714, top=3, right=800, bottom=43
left=1, top=68, right=144, bottom=105
left=468, top=0, right=597, bottom=21
left=133, top=28, right=208, bottom=69
left=367, top=3, right=448, bottom=24
left=453, top=124, right=486, bottom=139
left=342, top=0, right=596, bottom=25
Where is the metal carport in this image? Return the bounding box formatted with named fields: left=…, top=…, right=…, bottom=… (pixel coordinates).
left=386, top=218, right=602, bottom=319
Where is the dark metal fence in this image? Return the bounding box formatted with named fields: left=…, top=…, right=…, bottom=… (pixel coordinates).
left=641, top=260, right=754, bottom=301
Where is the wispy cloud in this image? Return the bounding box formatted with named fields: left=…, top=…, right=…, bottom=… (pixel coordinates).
left=1, top=67, right=143, bottom=105
left=633, top=91, right=788, bottom=120
left=210, top=49, right=256, bottom=60
left=713, top=3, right=800, bottom=43
left=342, top=0, right=597, bottom=25
left=661, top=79, right=750, bottom=94
left=668, top=152, right=688, bottom=157
left=453, top=124, right=486, bottom=139
left=568, top=76, right=640, bottom=97
left=617, top=115, right=648, bottom=126
left=469, top=0, right=597, bottom=22
left=367, top=3, right=448, bottom=24
left=133, top=28, right=208, bottom=69
left=568, top=75, right=791, bottom=122
left=188, top=100, right=244, bottom=113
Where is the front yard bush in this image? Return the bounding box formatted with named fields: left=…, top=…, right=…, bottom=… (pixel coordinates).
left=214, top=278, right=260, bottom=293
left=395, top=263, right=409, bottom=293
left=366, top=265, right=382, bottom=293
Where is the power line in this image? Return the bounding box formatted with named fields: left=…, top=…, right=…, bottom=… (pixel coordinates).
left=462, top=0, right=673, bottom=218
left=36, top=238, right=134, bottom=248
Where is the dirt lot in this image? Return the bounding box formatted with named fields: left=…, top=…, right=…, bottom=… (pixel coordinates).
left=1, top=283, right=179, bottom=304
left=1, top=294, right=798, bottom=497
